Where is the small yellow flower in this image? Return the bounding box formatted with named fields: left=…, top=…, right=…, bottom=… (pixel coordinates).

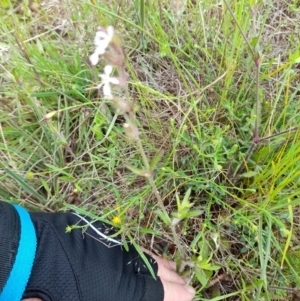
left=27, top=172, right=34, bottom=179
left=112, top=216, right=121, bottom=226
left=65, top=225, right=73, bottom=233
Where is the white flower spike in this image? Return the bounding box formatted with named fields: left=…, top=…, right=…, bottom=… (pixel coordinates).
left=97, top=65, right=119, bottom=98
left=89, top=26, right=115, bottom=66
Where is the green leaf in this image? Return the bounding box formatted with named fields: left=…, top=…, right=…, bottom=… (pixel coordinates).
left=195, top=266, right=209, bottom=287
left=201, top=263, right=221, bottom=271
left=58, top=176, right=76, bottom=182
left=155, top=209, right=171, bottom=225
left=128, top=235, right=156, bottom=280
left=184, top=210, right=204, bottom=219
left=122, top=239, right=129, bottom=251
left=126, top=165, right=148, bottom=177
left=149, top=151, right=164, bottom=172
left=139, top=228, right=161, bottom=235
left=39, top=178, right=51, bottom=195
left=241, top=170, right=258, bottom=178
left=250, top=36, right=259, bottom=48
left=198, top=240, right=210, bottom=262
left=182, top=187, right=192, bottom=207
left=289, top=49, right=300, bottom=64
left=171, top=211, right=182, bottom=219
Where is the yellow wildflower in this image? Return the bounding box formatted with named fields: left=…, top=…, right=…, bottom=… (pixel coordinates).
left=27, top=172, right=34, bottom=179
left=65, top=225, right=72, bottom=233
left=112, top=216, right=121, bottom=226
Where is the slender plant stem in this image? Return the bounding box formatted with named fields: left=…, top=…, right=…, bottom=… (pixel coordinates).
left=257, top=127, right=298, bottom=143
left=124, top=87, right=183, bottom=256
left=254, top=58, right=260, bottom=143
left=223, top=0, right=255, bottom=58
left=148, top=177, right=184, bottom=256
left=268, top=286, right=300, bottom=293
left=136, top=139, right=150, bottom=171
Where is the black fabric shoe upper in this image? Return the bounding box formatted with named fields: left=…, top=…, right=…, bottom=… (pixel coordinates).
left=0, top=201, right=20, bottom=294
left=0, top=201, right=164, bottom=301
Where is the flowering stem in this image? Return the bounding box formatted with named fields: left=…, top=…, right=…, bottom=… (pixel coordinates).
left=124, top=86, right=184, bottom=256
left=90, top=26, right=184, bottom=257
left=148, top=176, right=184, bottom=257
left=137, top=136, right=183, bottom=255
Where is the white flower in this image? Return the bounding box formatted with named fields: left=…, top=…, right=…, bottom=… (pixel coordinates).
left=94, top=26, right=114, bottom=48
left=97, top=65, right=119, bottom=98
left=89, top=26, right=114, bottom=66
left=89, top=47, right=105, bottom=65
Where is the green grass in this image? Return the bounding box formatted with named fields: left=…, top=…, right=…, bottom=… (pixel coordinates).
left=1, top=0, right=300, bottom=299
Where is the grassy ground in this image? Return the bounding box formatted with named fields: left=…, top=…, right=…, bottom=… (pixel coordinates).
left=1, top=0, right=300, bottom=300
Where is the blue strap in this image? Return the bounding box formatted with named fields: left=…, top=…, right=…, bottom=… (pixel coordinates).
left=0, top=205, right=37, bottom=301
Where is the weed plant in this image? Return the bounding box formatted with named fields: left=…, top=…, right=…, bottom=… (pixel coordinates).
left=1, top=0, right=300, bottom=300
